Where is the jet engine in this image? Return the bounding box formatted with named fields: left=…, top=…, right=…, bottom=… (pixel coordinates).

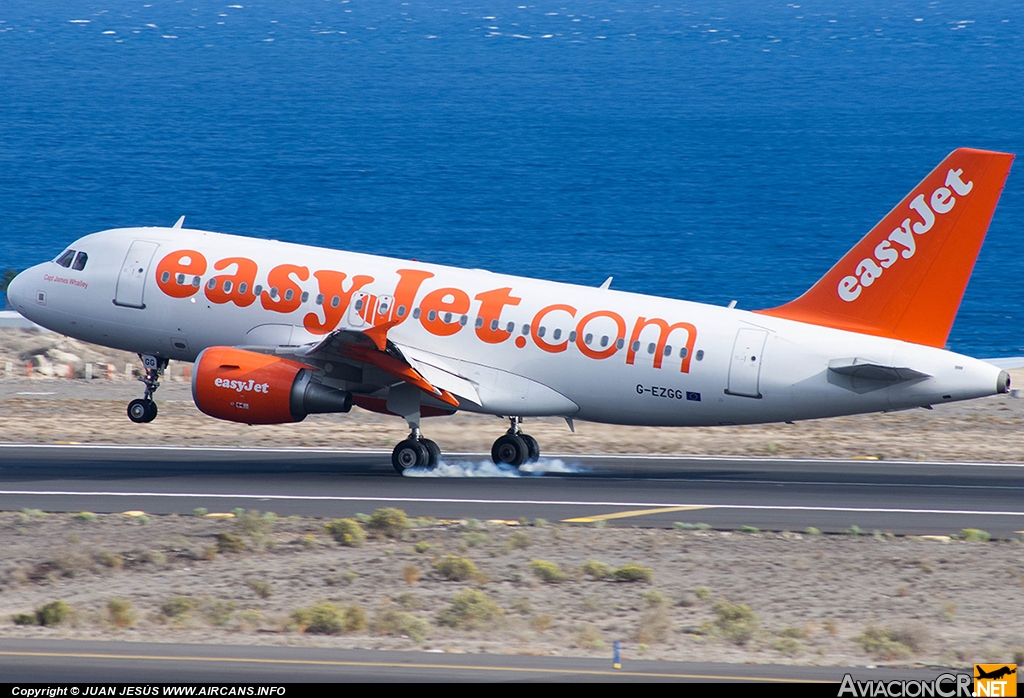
left=191, top=346, right=352, bottom=424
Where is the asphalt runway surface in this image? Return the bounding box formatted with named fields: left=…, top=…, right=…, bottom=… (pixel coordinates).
left=1, top=444, right=1023, bottom=537
left=0, top=639, right=976, bottom=683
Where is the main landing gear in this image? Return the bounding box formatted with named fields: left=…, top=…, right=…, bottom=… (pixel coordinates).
left=391, top=428, right=441, bottom=473
left=389, top=415, right=542, bottom=474
left=127, top=354, right=167, bottom=424
left=490, top=417, right=540, bottom=467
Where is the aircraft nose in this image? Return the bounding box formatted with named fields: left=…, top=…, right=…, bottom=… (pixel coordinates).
left=5, top=268, right=29, bottom=310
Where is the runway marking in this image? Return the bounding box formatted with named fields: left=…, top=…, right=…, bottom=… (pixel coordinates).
left=0, top=650, right=821, bottom=682
left=1, top=489, right=1024, bottom=518
left=563, top=505, right=712, bottom=523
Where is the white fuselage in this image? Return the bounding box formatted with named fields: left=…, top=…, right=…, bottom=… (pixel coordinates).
left=7, top=227, right=1003, bottom=427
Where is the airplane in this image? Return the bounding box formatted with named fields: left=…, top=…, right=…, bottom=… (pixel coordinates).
left=4, top=148, right=1015, bottom=473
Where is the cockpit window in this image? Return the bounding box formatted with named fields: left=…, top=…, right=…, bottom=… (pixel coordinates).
left=55, top=250, right=75, bottom=268
left=72, top=251, right=88, bottom=271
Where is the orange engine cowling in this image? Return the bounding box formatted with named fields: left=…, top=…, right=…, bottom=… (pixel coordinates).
left=191, top=347, right=353, bottom=424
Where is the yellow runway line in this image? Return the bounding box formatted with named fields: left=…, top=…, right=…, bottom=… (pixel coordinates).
left=563, top=505, right=711, bottom=523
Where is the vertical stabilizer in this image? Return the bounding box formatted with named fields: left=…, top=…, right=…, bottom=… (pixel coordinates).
left=756, top=148, right=1014, bottom=347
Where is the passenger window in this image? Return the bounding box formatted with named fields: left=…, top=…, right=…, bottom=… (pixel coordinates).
left=300, top=291, right=309, bottom=303
left=316, top=294, right=324, bottom=305
left=72, top=252, right=88, bottom=271
left=553, top=329, right=562, bottom=341
left=331, top=296, right=340, bottom=308
left=56, top=250, right=75, bottom=268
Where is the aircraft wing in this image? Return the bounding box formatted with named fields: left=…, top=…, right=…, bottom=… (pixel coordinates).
left=288, top=323, right=471, bottom=408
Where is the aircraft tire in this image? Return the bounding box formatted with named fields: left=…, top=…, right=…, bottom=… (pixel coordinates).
left=420, top=439, right=441, bottom=468
left=492, top=433, right=528, bottom=467
left=521, top=434, right=540, bottom=463
left=392, top=439, right=430, bottom=474
left=128, top=399, right=157, bottom=424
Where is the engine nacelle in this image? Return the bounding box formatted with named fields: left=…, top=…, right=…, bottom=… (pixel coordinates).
left=192, top=346, right=353, bottom=424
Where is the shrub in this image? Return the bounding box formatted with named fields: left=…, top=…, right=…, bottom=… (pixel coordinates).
left=635, top=608, right=671, bottom=644
left=108, top=599, right=136, bottom=628
left=234, top=510, right=275, bottom=543
left=193, top=508, right=208, bottom=518
left=200, top=599, right=237, bottom=627
left=712, top=600, right=759, bottom=645
left=581, top=560, right=611, bottom=580
left=433, top=555, right=478, bottom=581
left=436, top=589, right=504, bottom=630
left=694, top=586, right=712, bottom=601
left=402, top=565, right=421, bottom=585
left=372, top=607, right=429, bottom=642
left=245, top=579, right=273, bottom=599
left=857, top=625, right=922, bottom=659
left=775, top=637, right=803, bottom=657
left=74, top=512, right=97, bottom=522
left=509, top=531, right=531, bottom=549
left=36, top=600, right=70, bottom=627
left=804, top=527, right=822, bottom=535
left=575, top=623, right=604, bottom=650
left=960, top=528, right=991, bottom=542
left=463, top=532, right=488, bottom=547
left=613, top=563, right=653, bottom=583
left=325, top=518, right=365, bottom=547
left=94, top=550, right=124, bottom=569
left=216, top=532, right=246, bottom=553
left=367, top=508, right=409, bottom=538
left=292, top=602, right=368, bottom=635
left=530, top=560, right=567, bottom=584
left=161, top=596, right=194, bottom=618
left=12, top=613, right=36, bottom=626
left=414, top=541, right=432, bottom=554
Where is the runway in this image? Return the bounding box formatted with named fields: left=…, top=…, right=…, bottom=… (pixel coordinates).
left=0, top=639, right=971, bottom=683
left=1, top=444, right=1023, bottom=537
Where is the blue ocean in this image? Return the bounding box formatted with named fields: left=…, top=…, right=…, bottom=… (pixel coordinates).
left=1, top=0, right=1022, bottom=356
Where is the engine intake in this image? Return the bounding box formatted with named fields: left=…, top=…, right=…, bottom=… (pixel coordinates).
left=192, top=346, right=352, bottom=424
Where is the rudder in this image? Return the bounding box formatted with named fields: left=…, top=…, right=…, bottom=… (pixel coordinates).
left=756, top=148, right=1014, bottom=347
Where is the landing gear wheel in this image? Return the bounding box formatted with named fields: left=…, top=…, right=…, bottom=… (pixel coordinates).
left=420, top=439, right=441, bottom=467
left=521, top=433, right=540, bottom=463
left=392, top=438, right=430, bottom=474
left=492, top=433, right=529, bottom=467
left=127, top=399, right=157, bottom=424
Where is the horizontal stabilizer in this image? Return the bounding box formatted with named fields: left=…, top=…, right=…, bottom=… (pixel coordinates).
left=827, top=358, right=930, bottom=383
left=982, top=357, right=1024, bottom=370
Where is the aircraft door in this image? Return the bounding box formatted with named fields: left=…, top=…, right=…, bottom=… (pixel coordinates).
left=726, top=328, right=768, bottom=398
left=114, top=241, right=160, bottom=309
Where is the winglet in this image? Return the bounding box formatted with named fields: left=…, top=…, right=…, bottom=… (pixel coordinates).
left=756, top=148, right=1014, bottom=347
left=172, top=215, right=186, bottom=229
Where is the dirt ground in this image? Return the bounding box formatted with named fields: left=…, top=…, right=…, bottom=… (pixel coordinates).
left=1, top=510, right=1022, bottom=668
left=1, top=327, right=1023, bottom=668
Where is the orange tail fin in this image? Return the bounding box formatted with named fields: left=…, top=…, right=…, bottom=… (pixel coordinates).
left=756, top=148, right=1014, bottom=347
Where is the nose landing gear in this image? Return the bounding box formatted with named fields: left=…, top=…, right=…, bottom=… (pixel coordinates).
left=127, top=354, right=167, bottom=424
left=491, top=417, right=540, bottom=467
